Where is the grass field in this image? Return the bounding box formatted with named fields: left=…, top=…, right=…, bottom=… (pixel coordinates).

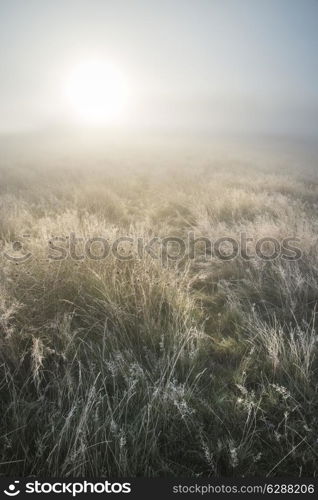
left=1, top=144, right=318, bottom=477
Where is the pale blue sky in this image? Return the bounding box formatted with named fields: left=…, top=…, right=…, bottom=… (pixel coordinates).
left=0, top=0, right=318, bottom=135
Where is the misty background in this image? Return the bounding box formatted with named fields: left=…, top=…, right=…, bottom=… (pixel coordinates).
left=1, top=0, right=318, bottom=133
left=0, top=0, right=318, bottom=175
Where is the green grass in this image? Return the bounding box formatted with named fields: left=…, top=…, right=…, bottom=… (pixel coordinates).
left=0, top=159, right=318, bottom=477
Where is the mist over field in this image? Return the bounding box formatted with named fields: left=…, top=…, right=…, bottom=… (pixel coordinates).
left=1, top=0, right=318, bottom=479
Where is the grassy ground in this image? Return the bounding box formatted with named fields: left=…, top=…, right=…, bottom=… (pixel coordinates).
left=0, top=154, right=318, bottom=477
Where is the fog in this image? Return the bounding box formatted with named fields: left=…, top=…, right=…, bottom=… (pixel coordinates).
left=0, top=0, right=318, bottom=139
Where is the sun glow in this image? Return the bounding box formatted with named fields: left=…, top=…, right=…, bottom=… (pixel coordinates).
left=64, top=60, right=129, bottom=126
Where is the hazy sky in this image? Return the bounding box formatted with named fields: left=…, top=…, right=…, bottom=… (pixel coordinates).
left=0, top=0, right=318, bottom=135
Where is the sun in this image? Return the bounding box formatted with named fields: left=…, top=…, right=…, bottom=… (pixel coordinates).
left=64, top=60, right=129, bottom=126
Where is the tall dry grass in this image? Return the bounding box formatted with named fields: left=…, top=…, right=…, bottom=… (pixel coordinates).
left=0, top=158, right=318, bottom=476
